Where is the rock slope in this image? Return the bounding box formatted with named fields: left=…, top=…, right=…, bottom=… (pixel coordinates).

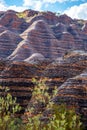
left=0, top=29, right=22, bottom=58
left=0, top=10, right=87, bottom=60
left=53, top=71, right=87, bottom=128
left=8, top=20, right=59, bottom=60
left=43, top=51, right=87, bottom=89
left=0, top=9, right=87, bottom=127
left=0, top=60, right=50, bottom=110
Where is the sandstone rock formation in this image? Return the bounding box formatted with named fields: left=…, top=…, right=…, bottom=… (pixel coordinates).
left=7, top=39, right=35, bottom=61
left=48, top=51, right=87, bottom=128
left=0, top=10, right=28, bottom=33
left=8, top=20, right=59, bottom=61
left=24, top=53, right=45, bottom=64
left=0, top=9, right=87, bottom=127
left=2, top=50, right=87, bottom=111
left=58, top=14, right=73, bottom=25
left=0, top=61, right=38, bottom=110
left=0, top=10, right=87, bottom=60
left=52, top=71, right=87, bottom=128
left=43, top=50, right=87, bottom=89
left=0, top=60, right=50, bottom=110
left=0, top=29, right=22, bottom=58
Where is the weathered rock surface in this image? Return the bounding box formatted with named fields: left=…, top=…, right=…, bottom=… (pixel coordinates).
left=2, top=50, right=87, bottom=111
left=0, top=29, right=22, bottom=58
left=52, top=71, right=87, bottom=128
left=58, top=14, right=73, bottom=25
left=8, top=20, right=59, bottom=60
left=7, top=39, right=35, bottom=61
left=8, top=12, right=87, bottom=61
left=43, top=51, right=87, bottom=89
left=0, top=61, right=37, bottom=110
left=0, top=10, right=87, bottom=60
left=0, top=60, right=50, bottom=110
left=0, top=10, right=87, bottom=127
left=24, top=53, right=45, bottom=64
left=0, top=10, right=28, bottom=33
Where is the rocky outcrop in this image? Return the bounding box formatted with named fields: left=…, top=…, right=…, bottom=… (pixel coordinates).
left=0, top=60, right=50, bottom=110
left=58, top=14, right=73, bottom=25
left=0, top=10, right=28, bottom=33
left=0, top=10, right=87, bottom=60
left=0, top=25, right=7, bottom=33
left=39, top=11, right=59, bottom=25
left=8, top=20, right=60, bottom=60
left=25, top=11, right=59, bottom=26
left=82, top=23, right=87, bottom=34
left=0, top=29, right=22, bottom=59
left=1, top=50, right=87, bottom=128
left=48, top=51, right=87, bottom=128
left=43, top=51, right=87, bottom=88
left=0, top=59, right=7, bottom=73
left=0, top=61, right=37, bottom=110
left=0, top=9, right=87, bottom=126
left=24, top=53, right=45, bottom=64
left=53, top=71, right=87, bottom=128
left=52, top=22, right=87, bottom=53
left=0, top=11, right=5, bottom=17
left=7, top=39, right=35, bottom=61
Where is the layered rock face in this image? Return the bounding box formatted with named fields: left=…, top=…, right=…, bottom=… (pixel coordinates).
left=0, top=61, right=36, bottom=110
left=0, top=9, right=87, bottom=60
left=8, top=16, right=87, bottom=61
left=8, top=20, right=59, bottom=60
left=0, top=10, right=28, bottom=33
left=50, top=51, right=87, bottom=128
left=0, top=9, right=87, bottom=126
left=24, top=53, right=45, bottom=64
left=53, top=71, right=87, bottom=128
left=0, top=29, right=22, bottom=58
left=1, top=50, right=87, bottom=112
left=0, top=60, right=50, bottom=110
left=43, top=51, right=87, bottom=89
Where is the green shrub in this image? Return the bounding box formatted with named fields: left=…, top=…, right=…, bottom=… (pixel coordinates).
left=0, top=80, right=83, bottom=130
left=25, top=78, right=82, bottom=130
left=16, top=12, right=26, bottom=18
left=25, top=104, right=82, bottom=130
left=0, top=86, right=22, bottom=130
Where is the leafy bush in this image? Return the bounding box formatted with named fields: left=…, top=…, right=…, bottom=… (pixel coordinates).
left=25, top=78, right=82, bottom=130
left=0, top=80, right=83, bottom=130
left=0, top=86, right=22, bottom=130
left=16, top=12, right=26, bottom=18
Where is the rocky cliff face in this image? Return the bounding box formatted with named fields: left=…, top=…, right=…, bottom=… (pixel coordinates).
left=0, top=29, right=22, bottom=58
left=43, top=51, right=87, bottom=87
left=8, top=19, right=59, bottom=60
left=0, top=10, right=28, bottom=33
left=0, top=50, right=87, bottom=114
left=53, top=71, right=87, bottom=128
left=0, top=61, right=36, bottom=110
left=0, top=59, right=50, bottom=110
left=51, top=51, right=87, bottom=128
left=0, top=9, right=87, bottom=127
left=0, top=10, right=87, bottom=60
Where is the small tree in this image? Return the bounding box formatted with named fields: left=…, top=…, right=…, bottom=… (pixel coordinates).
left=0, top=86, right=22, bottom=130
left=25, top=78, right=82, bottom=130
